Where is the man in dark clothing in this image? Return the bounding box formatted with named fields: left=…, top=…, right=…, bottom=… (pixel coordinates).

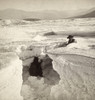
left=67, top=35, right=76, bottom=44
left=29, top=57, right=43, bottom=77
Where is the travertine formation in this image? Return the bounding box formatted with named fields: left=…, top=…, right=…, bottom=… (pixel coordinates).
left=20, top=45, right=95, bottom=100
left=49, top=53, right=95, bottom=100
left=0, top=44, right=95, bottom=100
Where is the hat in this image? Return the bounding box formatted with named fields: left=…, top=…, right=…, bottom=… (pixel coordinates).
left=67, top=35, right=74, bottom=39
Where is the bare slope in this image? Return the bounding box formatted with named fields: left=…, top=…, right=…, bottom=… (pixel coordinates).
left=0, top=8, right=93, bottom=19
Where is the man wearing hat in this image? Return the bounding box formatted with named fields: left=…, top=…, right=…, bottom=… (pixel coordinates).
left=67, top=35, right=76, bottom=45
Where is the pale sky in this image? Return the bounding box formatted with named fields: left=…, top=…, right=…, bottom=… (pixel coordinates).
left=0, top=0, right=95, bottom=11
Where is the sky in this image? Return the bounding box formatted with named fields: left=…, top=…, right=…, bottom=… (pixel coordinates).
left=0, top=0, right=95, bottom=11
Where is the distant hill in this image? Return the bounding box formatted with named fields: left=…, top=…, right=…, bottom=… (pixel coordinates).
left=0, top=9, right=76, bottom=19
left=0, top=9, right=37, bottom=19
left=0, top=8, right=95, bottom=19
left=73, top=7, right=95, bottom=18
left=75, top=11, right=95, bottom=18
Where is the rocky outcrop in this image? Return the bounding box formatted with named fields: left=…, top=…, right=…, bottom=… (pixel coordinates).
left=20, top=46, right=60, bottom=100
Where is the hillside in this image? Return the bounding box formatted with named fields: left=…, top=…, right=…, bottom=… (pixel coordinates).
left=75, top=10, right=95, bottom=18
left=0, top=8, right=91, bottom=19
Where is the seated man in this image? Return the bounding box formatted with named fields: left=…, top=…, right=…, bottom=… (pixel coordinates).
left=66, top=35, right=76, bottom=45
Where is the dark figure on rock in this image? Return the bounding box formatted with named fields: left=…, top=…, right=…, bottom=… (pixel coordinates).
left=29, top=56, right=43, bottom=77
left=67, top=35, right=76, bottom=45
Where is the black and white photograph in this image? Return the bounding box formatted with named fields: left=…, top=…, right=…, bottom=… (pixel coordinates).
left=0, top=0, right=95, bottom=100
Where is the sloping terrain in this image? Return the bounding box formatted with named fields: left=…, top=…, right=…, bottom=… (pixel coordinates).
left=75, top=10, right=95, bottom=18
left=0, top=8, right=94, bottom=19
left=0, top=18, right=95, bottom=100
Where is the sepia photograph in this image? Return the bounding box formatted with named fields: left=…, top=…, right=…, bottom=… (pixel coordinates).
left=0, top=0, right=95, bottom=100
